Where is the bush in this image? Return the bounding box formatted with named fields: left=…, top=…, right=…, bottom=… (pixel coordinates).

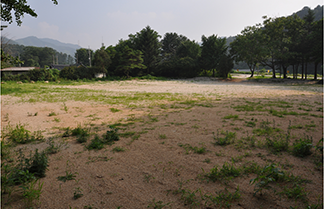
left=293, top=137, right=313, bottom=157
left=59, top=66, right=102, bottom=80
left=28, top=68, right=59, bottom=81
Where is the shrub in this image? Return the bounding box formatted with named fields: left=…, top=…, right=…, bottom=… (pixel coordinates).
left=102, top=126, right=120, bottom=145
left=86, top=135, right=104, bottom=150
left=293, top=136, right=313, bottom=157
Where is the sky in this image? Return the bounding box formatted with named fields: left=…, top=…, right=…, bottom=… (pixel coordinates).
left=2, top=0, right=323, bottom=50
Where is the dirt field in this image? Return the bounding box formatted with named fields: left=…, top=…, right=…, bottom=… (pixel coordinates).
left=1, top=78, right=323, bottom=209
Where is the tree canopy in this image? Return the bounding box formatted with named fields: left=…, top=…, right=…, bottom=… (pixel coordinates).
left=1, top=0, right=58, bottom=26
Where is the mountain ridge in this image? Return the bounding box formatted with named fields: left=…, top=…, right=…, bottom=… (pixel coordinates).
left=13, top=36, right=81, bottom=56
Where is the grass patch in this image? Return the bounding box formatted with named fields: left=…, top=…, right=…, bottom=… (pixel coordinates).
left=178, top=143, right=207, bottom=154
left=110, top=108, right=121, bottom=113
left=212, top=130, right=236, bottom=146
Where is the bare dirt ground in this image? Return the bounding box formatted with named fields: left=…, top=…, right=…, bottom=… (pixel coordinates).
left=1, top=78, right=323, bottom=209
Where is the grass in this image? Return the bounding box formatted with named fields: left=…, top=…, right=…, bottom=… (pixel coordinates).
left=223, top=114, right=239, bottom=120
left=110, top=108, right=121, bottom=113
left=212, top=130, right=236, bottom=146
left=178, top=143, right=207, bottom=154
left=57, top=171, right=77, bottom=182
left=112, top=146, right=125, bottom=153
left=292, top=136, right=313, bottom=157
left=2, top=123, right=45, bottom=144
left=202, top=162, right=241, bottom=182
left=1, top=82, right=210, bottom=107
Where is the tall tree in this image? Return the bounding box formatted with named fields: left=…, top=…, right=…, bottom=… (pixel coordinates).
left=230, top=25, right=263, bottom=77
left=75, top=48, right=93, bottom=66
left=310, top=18, right=323, bottom=80
left=200, top=34, right=227, bottom=77
left=302, top=9, right=315, bottom=79
left=161, top=32, right=188, bottom=58
left=131, top=26, right=161, bottom=75
left=116, top=45, right=146, bottom=78
left=93, top=47, right=111, bottom=74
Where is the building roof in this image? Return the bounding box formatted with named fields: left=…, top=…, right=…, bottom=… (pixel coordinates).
left=1, top=67, right=40, bottom=72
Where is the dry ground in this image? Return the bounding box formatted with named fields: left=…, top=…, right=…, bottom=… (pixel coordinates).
left=1, top=78, right=323, bottom=209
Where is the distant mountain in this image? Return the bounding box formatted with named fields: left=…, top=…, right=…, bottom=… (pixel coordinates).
left=292, top=5, right=323, bottom=21
left=14, top=36, right=81, bottom=56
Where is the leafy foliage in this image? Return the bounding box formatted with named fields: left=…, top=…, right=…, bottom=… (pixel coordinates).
left=292, top=136, right=313, bottom=157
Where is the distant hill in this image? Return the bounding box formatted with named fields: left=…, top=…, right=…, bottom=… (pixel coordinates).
left=292, top=5, right=323, bottom=21
left=13, top=36, right=81, bottom=57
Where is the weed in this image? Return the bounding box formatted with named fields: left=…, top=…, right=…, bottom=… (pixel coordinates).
left=144, top=174, right=155, bottom=183
left=110, top=108, right=121, bottom=113
left=203, top=158, right=211, bottom=164
left=203, top=162, right=241, bottom=182
left=266, top=134, right=289, bottom=154
left=53, top=117, right=61, bottom=122
left=112, top=146, right=125, bottom=153
left=212, top=130, right=236, bottom=146
left=102, top=126, right=120, bottom=144
left=204, top=186, right=241, bottom=208
left=63, top=102, right=69, bottom=113
left=3, top=123, right=44, bottom=144
left=178, top=143, right=207, bottom=154
left=147, top=198, right=171, bottom=208
left=87, top=135, right=105, bottom=150
left=86, top=156, right=113, bottom=164
left=253, top=122, right=281, bottom=136
left=119, top=131, right=136, bottom=138
left=292, top=136, right=313, bottom=157
left=49, top=111, right=57, bottom=116
left=159, top=134, right=167, bottom=139
left=223, top=114, right=239, bottom=120
left=279, top=184, right=308, bottom=202
left=20, top=179, right=43, bottom=207
left=45, top=137, right=67, bottom=154
left=245, top=121, right=256, bottom=127
left=73, top=187, right=83, bottom=199
left=250, top=163, right=285, bottom=196
left=57, top=170, right=77, bottom=182
left=70, top=126, right=90, bottom=143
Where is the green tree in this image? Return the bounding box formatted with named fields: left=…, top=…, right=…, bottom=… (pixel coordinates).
left=130, top=26, right=161, bottom=75
left=176, top=40, right=200, bottom=60
left=93, top=47, right=111, bottom=74
left=200, top=34, right=227, bottom=77
left=116, top=45, right=146, bottom=78
left=230, top=25, right=263, bottom=77
left=1, top=0, right=58, bottom=26
left=218, top=54, right=234, bottom=78
left=161, top=32, right=188, bottom=58
left=310, top=18, right=323, bottom=80
left=75, top=48, right=93, bottom=66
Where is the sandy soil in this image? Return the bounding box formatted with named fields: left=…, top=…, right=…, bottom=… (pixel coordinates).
left=1, top=78, right=323, bottom=209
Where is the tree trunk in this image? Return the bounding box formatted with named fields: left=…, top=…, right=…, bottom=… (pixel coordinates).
left=212, top=69, right=215, bottom=77
left=301, top=58, right=304, bottom=79
left=272, top=65, right=276, bottom=78
left=305, top=62, right=308, bottom=80
left=314, top=62, right=318, bottom=80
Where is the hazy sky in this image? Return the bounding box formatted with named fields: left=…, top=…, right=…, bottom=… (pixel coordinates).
left=3, top=0, right=323, bottom=50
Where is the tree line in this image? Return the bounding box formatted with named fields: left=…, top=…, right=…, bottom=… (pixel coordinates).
left=230, top=9, right=323, bottom=79
left=71, top=26, right=233, bottom=79
left=72, top=9, right=322, bottom=80
left=2, top=8, right=323, bottom=80
left=1, top=43, right=74, bottom=69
